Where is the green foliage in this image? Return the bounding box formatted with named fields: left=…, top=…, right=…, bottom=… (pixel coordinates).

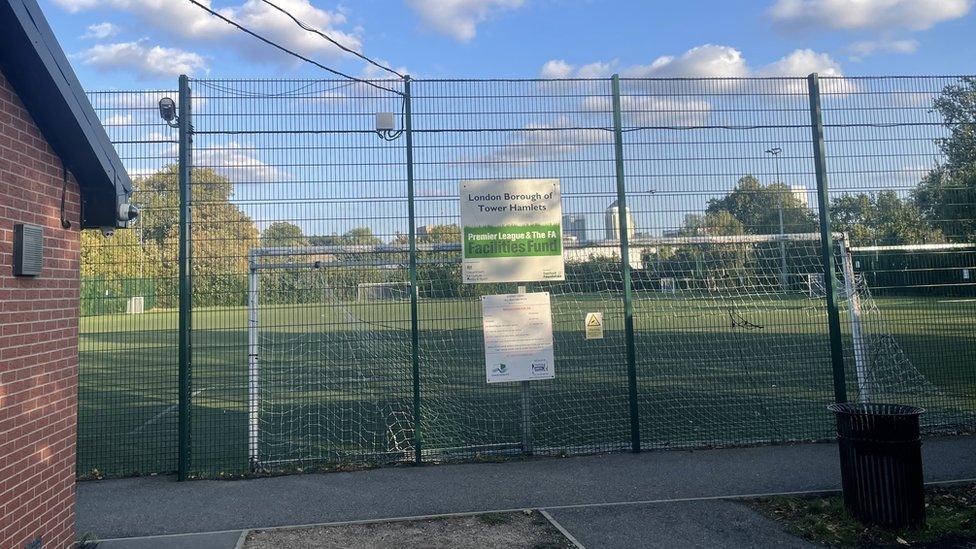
left=913, top=77, right=976, bottom=242
left=82, top=165, right=260, bottom=309
left=750, top=483, right=976, bottom=548
left=913, top=166, right=976, bottom=242
left=261, top=221, right=308, bottom=248
left=667, top=211, right=750, bottom=278
left=933, top=76, right=976, bottom=172
left=831, top=190, right=944, bottom=246
left=706, top=175, right=817, bottom=235
left=80, top=229, right=161, bottom=315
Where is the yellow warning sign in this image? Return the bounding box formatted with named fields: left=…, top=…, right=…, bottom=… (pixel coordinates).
left=584, top=312, right=604, bottom=340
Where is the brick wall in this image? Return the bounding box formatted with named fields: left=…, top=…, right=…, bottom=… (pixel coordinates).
left=0, top=67, right=80, bottom=549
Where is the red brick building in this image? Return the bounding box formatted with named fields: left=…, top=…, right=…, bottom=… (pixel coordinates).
left=0, top=1, right=134, bottom=547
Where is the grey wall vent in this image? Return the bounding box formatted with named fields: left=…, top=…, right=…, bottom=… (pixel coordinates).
left=13, top=223, right=44, bottom=276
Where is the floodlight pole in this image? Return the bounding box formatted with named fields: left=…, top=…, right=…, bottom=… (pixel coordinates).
left=765, top=147, right=788, bottom=290
left=808, top=73, right=848, bottom=404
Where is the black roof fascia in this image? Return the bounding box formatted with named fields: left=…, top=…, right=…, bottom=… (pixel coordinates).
left=0, top=0, right=132, bottom=228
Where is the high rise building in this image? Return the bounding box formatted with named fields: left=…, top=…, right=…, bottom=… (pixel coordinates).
left=791, top=185, right=810, bottom=208
left=562, top=214, right=587, bottom=242
left=605, top=200, right=635, bottom=241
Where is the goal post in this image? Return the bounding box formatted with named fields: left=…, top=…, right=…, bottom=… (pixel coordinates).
left=245, top=234, right=935, bottom=466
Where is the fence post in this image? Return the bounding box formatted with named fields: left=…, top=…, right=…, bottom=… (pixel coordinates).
left=611, top=74, right=641, bottom=452
left=177, top=74, right=193, bottom=480
left=807, top=73, right=848, bottom=404
left=404, top=76, right=422, bottom=464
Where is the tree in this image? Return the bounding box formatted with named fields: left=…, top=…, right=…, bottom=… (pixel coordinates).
left=912, top=77, right=976, bottom=242
left=933, top=76, right=976, bottom=172
left=831, top=191, right=944, bottom=246
left=80, top=228, right=160, bottom=314
left=261, top=221, right=307, bottom=248
left=706, top=175, right=817, bottom=235
left=85, top=165, right=260, bottom=308
left=340, top=227, right=383, bottom=246
left=309, top=227, right=384, bottom=247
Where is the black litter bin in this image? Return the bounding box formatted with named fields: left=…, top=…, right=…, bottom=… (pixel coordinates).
left=828, top=403, right=925, bottom=529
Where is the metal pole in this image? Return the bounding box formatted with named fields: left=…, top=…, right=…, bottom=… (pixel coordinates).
left=404, top=76, right=422, bottom=464
left=177, top=74, right=193, bottom=480
left=247, top=255, right=259, bottom=468
left=611, top=74, right=641, bottom=452
left=779, top=196, right=787, bottom=289
left=766, top=147, right=788, bottom=290
left=807, top=73, right=848, bottom=404
left=838, top=235, right=869, bottom=401
left=517, top=285, right=532, bottom=454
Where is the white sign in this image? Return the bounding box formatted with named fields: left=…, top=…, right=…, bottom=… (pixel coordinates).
left=460, top=179, right=564, bottom=283
left=482, top=292, right=555, bottom=383
left=584, top=312, right=604, bottom=340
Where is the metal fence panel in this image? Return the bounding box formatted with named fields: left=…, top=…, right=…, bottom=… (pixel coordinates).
left=80, top=90, right=179, bottom=478
left=820, top=76, right=976, bottom=430
left=79, top=75, right=976, bottom=479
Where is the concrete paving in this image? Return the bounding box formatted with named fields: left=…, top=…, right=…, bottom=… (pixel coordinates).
left=546, top=500, right=816, bottom=548
left=77, top=436, right=976, bottom=545
left=92, top=531, right=244, bottom=549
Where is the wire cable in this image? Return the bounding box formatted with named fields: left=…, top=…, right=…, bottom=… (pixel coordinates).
left=257, top=0, right=404, bottom=79
left=185, top=0, right=401, bottom=95
left=60, top=159, right=72, bottom=230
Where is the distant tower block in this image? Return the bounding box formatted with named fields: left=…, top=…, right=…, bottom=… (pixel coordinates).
left=791, top=185, right=810, bottom=208
left=604, top=200, right=635, bottom=241
left=562, top=214, right=587, bottom=242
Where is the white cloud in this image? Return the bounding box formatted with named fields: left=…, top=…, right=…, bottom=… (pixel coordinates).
left=197, top=141, right=286, bottom=184
left=542, top=45, right=845, bottom=80
left=540, top=60, right=574, bottom=79
left=83, top=22, right=120, bottom=40
left=54, top=0, right=362, bottom=66
left=405, top=0, right=525, bottom=42
left=848, top=38, right=919, bottom=59
left=77, top=41, right=209, bottom=80
left=101, top=113, right=133, bottom=126
left=755, top=48, right=843, bottom=77
left=581, top=95, right=712, bottom=127
left=768, top=0, right=972, bottom=31
left=477, top=116, right=610, bottom=164
left=622, top=45, right=750, bottom=78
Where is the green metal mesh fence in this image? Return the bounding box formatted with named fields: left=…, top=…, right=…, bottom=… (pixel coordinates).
left=79, top=75, right=976, bottom=479
left=79, top=90, right=179, bottom=478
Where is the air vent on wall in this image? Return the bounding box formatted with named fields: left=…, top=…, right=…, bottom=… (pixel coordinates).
left=13, top=223, right=43, bottom=276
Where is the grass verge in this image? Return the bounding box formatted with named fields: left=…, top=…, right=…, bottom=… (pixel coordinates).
left=747, top=482, right=976, bottom=547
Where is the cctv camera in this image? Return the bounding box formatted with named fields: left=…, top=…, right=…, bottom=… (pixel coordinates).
left=118, top=202, right=139, bottom=222
left=158, top=97, right=177, bottom=123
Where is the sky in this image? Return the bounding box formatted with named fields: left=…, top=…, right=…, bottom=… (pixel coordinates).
left=39, top=0, right=976, bottom=90
left=36, top=0, right=975, bottom=239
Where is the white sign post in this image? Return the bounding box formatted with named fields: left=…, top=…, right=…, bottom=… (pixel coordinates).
left=481, top=292, right=555, bottom=384
left=460, top=179, right=564, bottom=283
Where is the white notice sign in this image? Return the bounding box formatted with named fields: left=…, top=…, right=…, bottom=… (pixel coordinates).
left=460, top=179, right=564, bottom=283
left=482, top=292, right=555, bottom=383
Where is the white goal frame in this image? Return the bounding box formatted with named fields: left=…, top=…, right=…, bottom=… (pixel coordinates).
left=246, top=234, right=868, bottom=467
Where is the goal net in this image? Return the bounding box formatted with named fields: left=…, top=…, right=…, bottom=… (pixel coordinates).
left=247, top=245, right=416, bottom=469
left=632, top=233, right=972, bottom=442
left=246, top=236, right=971, bottom=468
